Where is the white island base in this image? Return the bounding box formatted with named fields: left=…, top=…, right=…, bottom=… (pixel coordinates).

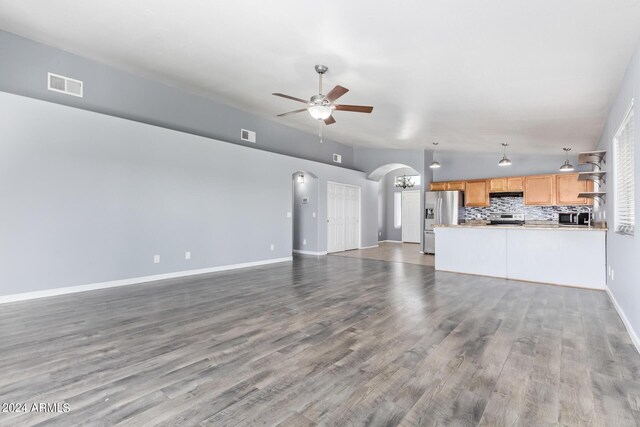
left=434, top=226, right=606, bottom=290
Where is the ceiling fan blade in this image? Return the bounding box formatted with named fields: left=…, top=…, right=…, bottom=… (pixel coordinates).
left=277, top=108, right=307, bottom=117
left=325, top=85, right=349, bottom=102
left=324, top=115, right=336, bottom=125
left=272, top=93, right=308, bottom=104
left=334, top=104, right=374, bottom=113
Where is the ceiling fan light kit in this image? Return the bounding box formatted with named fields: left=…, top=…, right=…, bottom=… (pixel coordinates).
left=273, top=65, right=373, bottom=142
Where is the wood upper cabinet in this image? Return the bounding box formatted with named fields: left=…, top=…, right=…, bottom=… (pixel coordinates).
left=446, top=181, right=465, bottom=191
left=465, top=180, right=490, bottom=207
left=556, top=173, right=594, bottom=205
left=489, top=178, right=507, bottom=192
left=524, top=175, right=555, bottom=206
left=429, top=182, right=446, bottom=191
left=507, top=177, right=524, bottom=191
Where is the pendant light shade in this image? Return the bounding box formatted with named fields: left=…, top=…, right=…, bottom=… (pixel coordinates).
left=498, top=143, right=512, bottom=166
left=559, top=148, right=574, bottom=172
left=430, top=142, right=441, bottom=169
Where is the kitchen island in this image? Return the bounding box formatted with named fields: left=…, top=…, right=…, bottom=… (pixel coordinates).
left=434, top=224, right=606, bottom=289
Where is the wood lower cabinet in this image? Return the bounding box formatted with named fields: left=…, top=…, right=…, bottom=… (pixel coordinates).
left=524, top=175, right=555, bottom=206
left=446, top=181, right=465, bottom=191
left=556, top=173, right=594, bottom=205
left=465, top=180, right=489, bottom=207
left=507, top=177, right=524, bottom=191
left=489, top=178, right=507, bottom=192
left=429, top=182, right=446, bottom=191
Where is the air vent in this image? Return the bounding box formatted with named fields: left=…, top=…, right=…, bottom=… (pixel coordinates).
left=47, top=73, right=83, bottom=98
left=240, top=129, right=256, bottom=143
left=332, top=154, right=342, bottom=163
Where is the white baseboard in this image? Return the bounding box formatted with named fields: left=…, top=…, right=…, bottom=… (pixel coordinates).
left=605, top=286, right=640, bottom=355
left=0, top=257, right=293, bottom=304
left=379, top=240, right=402, bottom=243
left=359, top=245, right=379, bottom=250
left=292, top=250, right=327, bottom=256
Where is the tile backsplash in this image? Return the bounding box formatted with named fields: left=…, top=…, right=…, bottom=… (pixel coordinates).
left=464, top=196, right=584, bottom=221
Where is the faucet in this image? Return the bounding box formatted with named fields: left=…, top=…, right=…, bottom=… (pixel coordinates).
left=577, top=206, right=593, bottom=228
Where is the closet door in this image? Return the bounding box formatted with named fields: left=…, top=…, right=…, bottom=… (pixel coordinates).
left=343, top=185, right=360, bottom=250
left=327, top=182, right=345, bottom=253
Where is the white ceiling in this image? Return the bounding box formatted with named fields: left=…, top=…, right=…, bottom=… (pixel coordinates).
left=1, top=0, right=640, bottom=154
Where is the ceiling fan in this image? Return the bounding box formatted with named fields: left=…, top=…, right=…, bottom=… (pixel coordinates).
left=273, top=65, right=373, bottom=141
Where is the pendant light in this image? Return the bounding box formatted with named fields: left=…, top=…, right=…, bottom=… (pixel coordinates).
left=498, top=143, right=512, bottom=166
left=559, top=148, right=574, bottom=172
left=430, top=142, right=441, bottom=169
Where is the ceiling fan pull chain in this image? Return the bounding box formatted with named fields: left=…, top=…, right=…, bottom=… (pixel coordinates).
left=319, top=120, right=323, bottom=143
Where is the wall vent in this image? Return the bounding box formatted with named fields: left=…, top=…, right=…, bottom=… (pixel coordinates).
left=332, top=154, right=342, bottom=163
left=48, top=73, right=83, bottom=97
left=240, top=129, right=256, bottom=143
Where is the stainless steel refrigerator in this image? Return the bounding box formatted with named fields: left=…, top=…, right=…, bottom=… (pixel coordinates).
left=423, top=191, right=464, bottom=254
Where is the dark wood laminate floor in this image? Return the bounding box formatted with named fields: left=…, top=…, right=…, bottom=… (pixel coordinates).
left=1, top=256, right=639, bottom=426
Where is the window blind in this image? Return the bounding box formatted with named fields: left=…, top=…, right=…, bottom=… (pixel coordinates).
left=614, top=103, right=635, bottom=235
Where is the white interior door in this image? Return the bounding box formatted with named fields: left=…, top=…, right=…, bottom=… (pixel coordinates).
left=327, top=182, right=345, bottom=253
left=343, top=185, right=360, bottom=250
left=401, top=190, right=421, bottom=243
left=327, top=182, right=360, bottom=253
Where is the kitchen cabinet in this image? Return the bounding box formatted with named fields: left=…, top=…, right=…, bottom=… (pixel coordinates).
left=556, top=173, right=594, bottom=205
left=507, top=177, right=524, bottom=191
left=489, top=177, right=524, bottom=192
left=489, top=178, right=507, bottom=192
left=446, top=181, right=465, bottom=191
left=430, top=182, right=446, bottom=191
left=465, top=179, right=489, bottom=207
left=524, top=175, right=555, bottom=206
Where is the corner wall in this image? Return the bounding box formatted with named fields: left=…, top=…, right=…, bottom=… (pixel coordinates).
left=596, top=38, right=640, bottom=348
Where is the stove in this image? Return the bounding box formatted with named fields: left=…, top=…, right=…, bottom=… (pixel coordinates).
left=488, top=213, right=525, bottom=225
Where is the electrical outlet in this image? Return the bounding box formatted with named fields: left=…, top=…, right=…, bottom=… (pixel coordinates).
left=153, top=255, right=160, bottom=264
left=611, top=268, right=614, bottom=280
left=185, top=251, right=191, bottom=260
left=379, top=231, right=382, bottom=236
left=303, top=239, right=307, bottom=245
left=286, top=212, right=292, bottom=218
left=270, top=244, right=275, bottom=251
left=312, top=212, right=316, bottom=218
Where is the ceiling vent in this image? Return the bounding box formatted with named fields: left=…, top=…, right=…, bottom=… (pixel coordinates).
left=240, top=129, right=256, bottom=143
left=47, top=73, right=83, bottom=98
left=333, top=154, right=342, bottom=163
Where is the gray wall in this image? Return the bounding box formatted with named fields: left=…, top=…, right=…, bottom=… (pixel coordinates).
left=596, top=38, right=640, bottom=339
left=0, top=92, right=377, bottom=296
left=432, top=151, right=586, bottom=181
left=293, top=173, right=319, bottom=252
left=0, top=30, right=355, bottom=169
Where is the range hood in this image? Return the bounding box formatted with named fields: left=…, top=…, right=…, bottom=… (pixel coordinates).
left=489, top=191, right=524, bottom=198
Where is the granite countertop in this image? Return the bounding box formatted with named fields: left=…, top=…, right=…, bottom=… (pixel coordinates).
left=434, top=223, right=608, bottom=231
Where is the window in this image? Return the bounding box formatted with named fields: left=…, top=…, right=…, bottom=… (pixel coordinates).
left=614, top=101, right=635, bottom=235
left=394, top=192, right=402, bottom=228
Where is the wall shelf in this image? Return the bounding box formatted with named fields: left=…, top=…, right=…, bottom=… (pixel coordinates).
left=578, top=150, right=606, bottom=170
left=578, top=191, right=606, bottom=203
left=578, top=171, right=606, bottom=183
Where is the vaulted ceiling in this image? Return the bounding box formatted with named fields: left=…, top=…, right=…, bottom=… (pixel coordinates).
left=1, top=0, right=639, bottom=154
